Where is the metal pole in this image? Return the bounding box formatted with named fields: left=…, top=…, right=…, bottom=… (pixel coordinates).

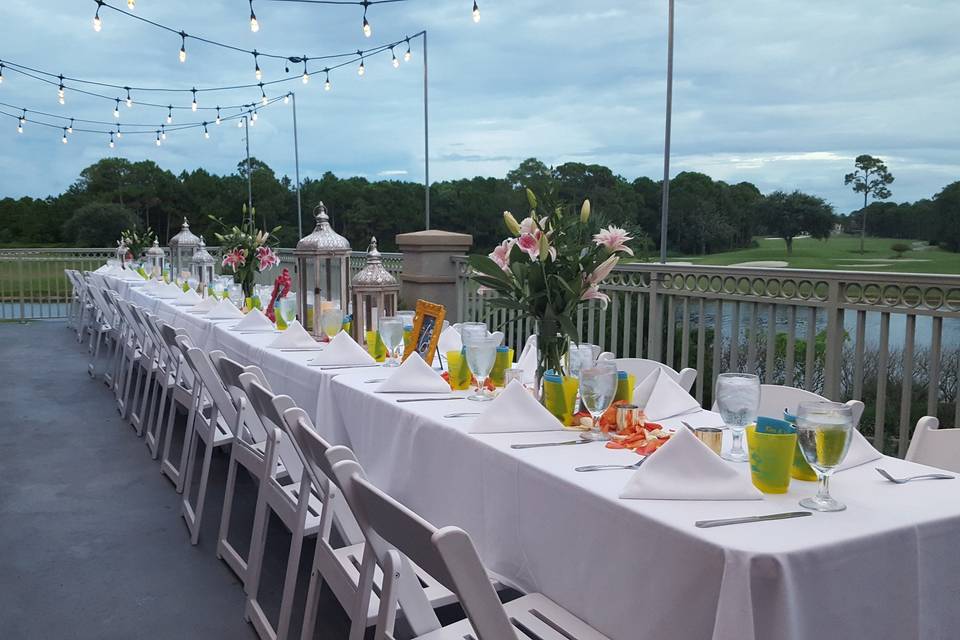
left=244, top=114, right=254, bottom=226
left=659, top=0, right=674, bottom=264
left=291, top=92, right=303, bottom=238
left=423, top=30, right=430, bottom=230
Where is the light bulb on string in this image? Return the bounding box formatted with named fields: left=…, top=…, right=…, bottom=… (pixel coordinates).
left=215, top=107, right=221, bottom=125
left=155, top=131, right=161, bottom=146
left=62, top=128, right=68, bottom=144
left=17, top=122, right=22, bottom=134
left=113, top=99, right=120, bottom=119
left=203, top=122, right=209, bottom=139
left=127, top=0, right=135, bottom=10
left=253, top=52, right=262, bottom=81
left=115, top=125, right=122, bottom=139
left=191, top=88, right=198, bottom=112
left=259, top=83, right=268, bottom=106
left=109, top=133, right=115, bottom=148
left=167, top=106, right=173, bottom=124
left=357, top=53, right=365, bottom=76
left=404, top=38, right=412, bottom=62
left=302, top=59, right=310, bottom=84
left=391, top=48, right=399, bottom=68
left=238, top=115, right=244, bottom=128
left=472, top=0, right=480, bottom=23
left=58, top=84, right=65, bottom=105
left=324, top=70, right=331, bottom=91
left=249, top=0, right=259, bottom=32
left=251, top=109, right=258, bottom=122
left=362, top=15, right=371, bottom=38
left=0, top=63, right=5, bottom=84
left=93, top=2, right=103, bottom=32
left=283, top=93, right=289, bottom=105
left=67, top=118, right=74, bottom=134
left=161, top=124, right=167, bottom=140
left=17, top=110, right=25, bottom=133
left=178, top=32, right=187, bottom=63
left=125, top=88, right=132, bottom=108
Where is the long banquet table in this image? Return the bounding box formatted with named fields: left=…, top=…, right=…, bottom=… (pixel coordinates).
left=102, top=273, right=960, bottom=640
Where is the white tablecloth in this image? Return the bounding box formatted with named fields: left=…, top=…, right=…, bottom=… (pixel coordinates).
left=105, top=275, right=960, bottom=640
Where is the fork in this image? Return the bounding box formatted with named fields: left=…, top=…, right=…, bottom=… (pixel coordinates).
left=575, top=458, right=647, bottom=472
left=875, top=467, right=954, bottom=484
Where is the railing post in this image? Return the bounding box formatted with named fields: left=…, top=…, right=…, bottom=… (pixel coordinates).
left=823, top=279, right=844, bottom=399
left=648, top=268, right=662, bottom=362
left=395, top=230, right=472, bottom=319
left=17, top=258, right=26, bottom=323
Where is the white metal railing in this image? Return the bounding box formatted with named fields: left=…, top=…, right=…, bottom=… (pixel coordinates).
left=1, top=247, right=402, bottom=321
left=455, top=256, right=960, bottom=457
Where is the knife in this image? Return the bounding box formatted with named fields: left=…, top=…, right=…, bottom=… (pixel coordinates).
left=308, top=363, right=382, bottom=369
left=694, top=511, right=812, bottom=528
left=396, top=397, right=462, bottom=403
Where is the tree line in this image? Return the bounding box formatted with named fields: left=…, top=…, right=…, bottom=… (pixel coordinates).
left=1, top=155, right=958, bottom=255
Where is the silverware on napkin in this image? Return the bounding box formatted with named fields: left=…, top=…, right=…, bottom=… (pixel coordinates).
left=694, top=511, right=812, bottom=529
left=875, top=467, right=955, bottom=484
left=395, top=397, right=462, bottom=403
left=510, top=440, right=592, bottom=450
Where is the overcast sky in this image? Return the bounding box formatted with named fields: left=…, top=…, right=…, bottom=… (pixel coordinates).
left=0, top=0, right=957, bottom=213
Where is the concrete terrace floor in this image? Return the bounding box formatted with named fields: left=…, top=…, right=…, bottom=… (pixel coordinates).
left=0, top=320, right=352, bottom=639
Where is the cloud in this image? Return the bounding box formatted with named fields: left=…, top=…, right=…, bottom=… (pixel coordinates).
left=0, top=0, right=957, bottom=216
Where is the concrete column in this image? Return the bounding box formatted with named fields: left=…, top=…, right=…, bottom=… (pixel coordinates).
left=395, top=230, right=472, bottom=318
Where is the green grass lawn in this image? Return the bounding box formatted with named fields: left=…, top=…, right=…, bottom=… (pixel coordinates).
left=676, top=235, right=960, bottom=275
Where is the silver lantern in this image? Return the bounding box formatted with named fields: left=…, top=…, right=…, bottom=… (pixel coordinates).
left=350, top=237, right=399, bottom=342
left=191, top=236, right=216, bottom=291
left=115, top=238, right=129, bottom=269
left=168, top=218, right=200, bottom=280
left=145, top=239, right=165, bottom=278
left=294, top=202, right=351, bottom=338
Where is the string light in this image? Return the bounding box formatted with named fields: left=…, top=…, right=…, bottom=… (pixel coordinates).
left=115, top=124, right=122, bottom=138
left=302, top=59, right=310, bottom=84
left=253, top=52, right=262, bottom=81
left=391, top=47, right=399, bottom=68
left=125, top=87, right=132, bottom=108
left=357, top=53, right=365, bottom=76
left=18, top=109, right=25, bottom=133
left=178, top=32, right=187, bottom=63
left=160, top=124, right=166, bottom=140
left=215, top=106, right=221, bottom=125
left=237, top=117, right=243, bottom=128
left=93, top=1, right=103, bottom=32
left=113, top=99, right=120, bottom=118
left=251, top=108, right=258, bottom=122
left=57, top=76, right=65, bottom=105
left=472, top=0, right=480, bottom=23
left=283, top=93, right=289, bottom=104
left=167, top=105, right=173, bottom=123
left=259, top=83, right=268, bottom=106
left=109, top=132, right=115, bottom=148
left=203, top=122, right=209, bottom=138
left=191, top=88, right=198, bottom=112
left=324, top=70, right=331, bottom=91
left=0, top=63, right=4, bottom=84
left=404, top=37, right=412, bottom=62
left=155, top=130, right=161, bottom=146
left=62, top=127, right=68, bottom=144
left=127, top=0, right=135, bottom=10
left=362, top=13, right=372, bottom=38
left=249, top=0, right=259, bottom=32
left=67, top=118, right=74, bottom=133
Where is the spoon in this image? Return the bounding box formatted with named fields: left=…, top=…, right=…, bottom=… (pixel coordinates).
left=875, top=467, right=954, bottom=484
left=575, top=457, right=647, bottom=472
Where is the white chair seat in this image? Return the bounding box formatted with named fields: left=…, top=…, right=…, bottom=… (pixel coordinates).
left=414, top=593, right=608, bottom=640
left=280, top=482, right=326, bottom=535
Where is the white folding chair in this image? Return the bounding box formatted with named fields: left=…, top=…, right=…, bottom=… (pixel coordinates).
left=283, top=411, right=454, bottom=640
left=211, top=354, right=286, bottom=585
left=146, top=321, right=194, bottom=460
left=906, top=416, right=960, bottom=473
left=754, top=384, right=865, bottom=428
left=159, top=333, right=200, bottom=488
left=176, top=343, right=237, bottom=543
left=334, top=459, right=610, bottom=640
left=611, top=357, right=697, bottom=393
left=127, top=305, right=164, bottom=435
left=84, top=283, right=121, bottom=381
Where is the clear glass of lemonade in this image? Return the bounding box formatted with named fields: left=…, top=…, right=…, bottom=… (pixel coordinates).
left=796, top=401, right=854, bottom=512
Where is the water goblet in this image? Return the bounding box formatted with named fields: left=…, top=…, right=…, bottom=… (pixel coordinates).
left=321, top=308, right=344, bottom=340
left=716, top=373, right=760, bottom=462
left=397, top=310, right=416, bottom=331
left=504, top=368, right=524, bottom=388
left=797, top=401, right=854, bottom=512
left=465, top=336, right=499, bottom=401
left=459, top=322, right=488, bottom=347
left=579, top=361, right=619, bottom=441
left=279, top=293, right=297, bottom=325
left=379, top=317, right=405, bottom=367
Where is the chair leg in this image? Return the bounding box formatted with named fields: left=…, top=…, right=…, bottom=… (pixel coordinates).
left=173, top=401, right=200, bottom=495
left=146, top=382, right=171, bottom=459
left=131, top=360, right=154, bottom=435
left=276, top=480, right=310, bottom=640
left=160, top=391, right=194, bottom=490
left=216, top=452, right=250, bottom=584
left=181, top=428, right=215, bottom=546
left=243, top=482, right=272, bottom=599
left=299, top=533, right=329, bottom=640
left=349, top=547, right=377, bottom=640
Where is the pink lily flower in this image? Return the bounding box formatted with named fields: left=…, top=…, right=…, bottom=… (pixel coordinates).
left=593, top=226, right=634, bottom=256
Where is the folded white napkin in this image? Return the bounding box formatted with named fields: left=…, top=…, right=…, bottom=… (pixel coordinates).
left=377, top=352, right=449, bottom=393
left=469, top=380, right=562, bottom=433
left=94, top=264, right=110, bottom=274
left=206, top=298, right=245, bottom=319
left=633, top=370, right=701, bottom=421
left=437, top=326, right=463, bottom=354
left=189, top=296, right=219, bottom=314
left=156, top=282, right=184, bottom=299
left=232, top=308, right=275, bottom=331
left=835, top=430, right=883, bottom=472
left=173, top=288, right=202, bottom=306
left=514, top=335, right=538, bottom=385
left=310, top=331, right=375, bottom=365
left=142, top=279, right=163, bottom=294
left=620, top=427, right=763, bottom=501
left=266, top=320, right=317, bottom=348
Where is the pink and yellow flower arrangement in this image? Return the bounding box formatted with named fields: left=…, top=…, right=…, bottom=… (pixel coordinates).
left=210, top=204, right=280, bottom=298
left=468, top=189, right=635, bottom=381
